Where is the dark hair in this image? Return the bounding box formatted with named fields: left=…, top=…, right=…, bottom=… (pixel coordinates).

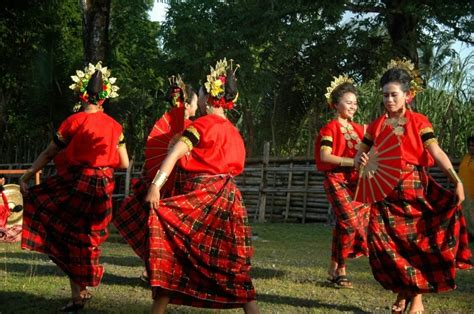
left=86, top=71, right=103, bottom=104
left=468, top=136, right=474, bottom=145
left=224, top=68, right=238, bottom=101
left=380, top=68, right=411, bottom=92
left=330, top=82, right=357, bottom=105
left=183, top=85, right=196, bottom=104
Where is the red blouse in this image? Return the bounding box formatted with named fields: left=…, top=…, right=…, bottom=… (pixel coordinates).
left=315, top=119, right=365, bottom=171
left=178, top=114, right=245, bottom=176
left=54, top=111, right=124, bottom=168
left=362, top=110, right=436, bottom=167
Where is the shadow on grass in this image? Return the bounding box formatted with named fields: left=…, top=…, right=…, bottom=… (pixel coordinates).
left=257, top=293, right=370, bottom=312
left=5, top=250, right=143, bottom=267
left=3, top=261, right=148, bottom=288
left=0, top=291, right=65, bottom=313
left=250, top=266, right=285, bottom=279
left=0, top=291, right=149, bottom=314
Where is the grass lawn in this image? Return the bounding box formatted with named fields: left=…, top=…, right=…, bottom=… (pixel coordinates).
left=1, top=223, right=473, bottom=313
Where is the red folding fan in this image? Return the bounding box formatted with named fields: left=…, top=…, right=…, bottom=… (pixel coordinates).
left=144, top=107, right=185, bottom=187
left=354, top=127, right=403, bottom=204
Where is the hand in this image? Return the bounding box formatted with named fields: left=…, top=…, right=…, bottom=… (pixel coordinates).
left=355, top=152, right=369, bottom=168
left=455, top=183, right=465, bottom=207
left=145, top=184, right=161, bottom=210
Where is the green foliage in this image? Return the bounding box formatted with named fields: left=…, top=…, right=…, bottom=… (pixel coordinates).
left=1, top=0, right=472, bottom=161
left=109, top=0, right=165, bottom=159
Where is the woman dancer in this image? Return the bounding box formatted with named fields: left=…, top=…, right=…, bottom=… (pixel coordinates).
left=315, top=75, right=369, bottom=288
left=114, top=76, right=197, bottom=280
left=20, top=62, right=128, bottom=312
left=355, top=60, right=472, bottom=313
left=124, top=58, right=259, bottom=313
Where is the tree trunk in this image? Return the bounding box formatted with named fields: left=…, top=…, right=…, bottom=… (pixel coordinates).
left=242, top=101, right=255, bottom=157
left=80, top=0, right=110, bottom=64
left=382, top=0, right=419, bottom=66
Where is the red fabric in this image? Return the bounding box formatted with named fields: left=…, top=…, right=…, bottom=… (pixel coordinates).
left=324, top=170, right=369, bottom=266
left=148, top=170, right=255, bottom=308
left=57, top=111, right=123, bottom=168
left=22, top=168, right=115, bottom=287
left=179, top=114, right=245, bottom=176
left=368, top=165, right=472, bottom=293
left=0, top=192, right=9, bottom=229
left=365, top=110, right=434, bottom=167
left=315, top=120, right=364, bottom=171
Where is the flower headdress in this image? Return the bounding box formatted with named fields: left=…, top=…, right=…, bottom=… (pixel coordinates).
left=384, top=58, right=423, bottom=102
left=167, top=74, right=187, bottom=108
left=69, top=61, right=119, bottom=111
left=325, top=75, right=354, bottom=107
left=204, top=58, right=239, bottom=110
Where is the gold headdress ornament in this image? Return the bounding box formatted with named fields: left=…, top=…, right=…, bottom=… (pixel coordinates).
left=69, top=61, right=119, bottom=112
left=204, top=58, right=239, bottom=109
left=167, top=74, right=188, bottom=108
left=325, top=75, right=354, bottom=106
left=384, top=58, right=423, bottom=98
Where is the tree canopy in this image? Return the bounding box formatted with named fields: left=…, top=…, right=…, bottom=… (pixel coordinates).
left=0, top=0, right=472, bottom=162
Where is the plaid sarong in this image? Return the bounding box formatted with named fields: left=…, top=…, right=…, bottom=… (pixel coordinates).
left=113, top=178, right=151, bottom=260
left=21, top=167, right=115, bottom=287
left=324, top=169, right=369, bottom=266
left=145, top=169, right=256, bottom=308
left=368, top=164, right=473, bottom=294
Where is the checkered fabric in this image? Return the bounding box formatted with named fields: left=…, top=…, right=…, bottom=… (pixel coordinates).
left=146, top=170, right=256, bottom=308
left=324, top=169, right=370, bottom=266
left=21, top=167, right=115, bottom=287
left=113, top=178, right=151, bottom=260
left=368, top=165, right=473, bottom=294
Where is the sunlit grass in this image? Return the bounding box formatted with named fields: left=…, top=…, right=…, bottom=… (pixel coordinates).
left=1, top=223, right=473, bottom=313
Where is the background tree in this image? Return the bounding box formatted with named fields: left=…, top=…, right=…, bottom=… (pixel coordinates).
left=81, top=0, right=111, bottom=64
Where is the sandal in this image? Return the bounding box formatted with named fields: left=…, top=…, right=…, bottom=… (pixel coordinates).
left=391, top=294, right=410, bottom=314
left=59, top=292, right=92, bottom=312
left=140, top=269, right=149, bottom=283
left=332, top=275, right=353, bottom=289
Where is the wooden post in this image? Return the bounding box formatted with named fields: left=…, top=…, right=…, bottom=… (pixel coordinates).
left=257, top=142, right=270, bottom=223
left=124, top=159, right=133, bottom=196
left=0, top=169, right=42, bottom=185
left=301, top=161, right=310, bottom=223
left=284, top=162, right=293, bottom=222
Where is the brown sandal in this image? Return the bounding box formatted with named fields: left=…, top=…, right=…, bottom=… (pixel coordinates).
left=59, top=292, right=92, bottom=312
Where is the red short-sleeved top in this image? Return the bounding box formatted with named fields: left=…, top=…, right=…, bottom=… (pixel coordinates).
left=54, top=111, right=124, bottom=168
left=315, top=120, right=365, bottom=171
left=178, top=114, right=245, bottom=176
left=361, top=110, right=437, bottom=167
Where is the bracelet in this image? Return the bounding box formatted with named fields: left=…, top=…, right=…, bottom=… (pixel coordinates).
left=447, top=168, right=462, bottom=184
left=152, top=170, right=168, bottom=190
left=340, top=157, right=355, bottom=167
left=20, top=169, right=34, bottom=183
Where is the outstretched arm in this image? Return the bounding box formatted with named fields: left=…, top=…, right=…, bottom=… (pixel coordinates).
left=145, top=141, right=190, bottom=210
left=427, top=142, right=464, bottom=206
left=20, top=141, right=61, bottom=192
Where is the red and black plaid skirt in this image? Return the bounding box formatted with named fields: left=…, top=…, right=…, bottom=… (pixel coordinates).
left=143, top=170, right=255, bottom=308
left=368, top=164, right=473, bottom=294
left=324, top=168, right=369, bottom=266
left=21, top=167, right=115, bottom=287
left=113, top=178, right=151, bottom=260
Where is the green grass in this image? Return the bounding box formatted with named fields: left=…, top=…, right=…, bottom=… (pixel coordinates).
left=1, top=223, right=473, bottom=313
